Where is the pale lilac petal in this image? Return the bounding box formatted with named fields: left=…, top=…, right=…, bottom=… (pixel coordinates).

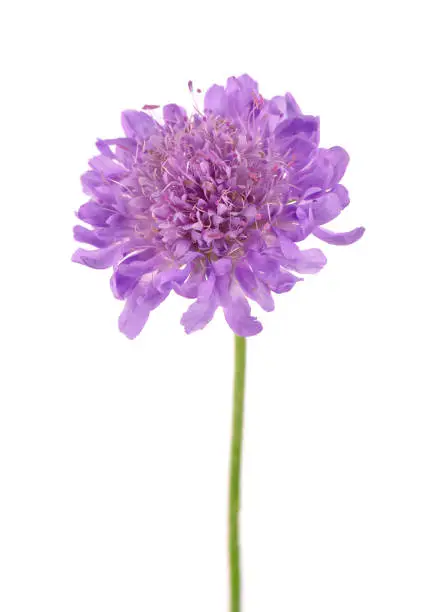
left=285, top=93, right=301, bottom=118
left=163, top=104, right=187, bottom=125
left=181, top=295, right=218, bottom=333
left=224, top=74, right=259, bottom=118
left=277, top=234, right=327, bottom=274
left=235, top=262, right=274, bottom=311
left=121, top=110, right=157, bottom=141
left=267, top=96, right=286, bottom=118
left=153, top=265, right=190, bottom=292
left=289, top=248, right=327, bottom=274
left=214, top=275, right=262, bottom=336
left=313, top=226, right=365, bottom=245
left=181, top=272, right=218, bottom=333
left=275, top=115, right=319, bottom=142
left=80, top=171, right=103, bottom=197
left=76, top=200, right=114, bottom=227
left=119, top=282, right=169, bottom=339
left=173, top=239, right=192, bottom=259
left=309, top=188, right=346, bottom=226
left=234, top=74, right=259, bottom=94
left=73, top=225, right=113, bottom=248
left=204, top=85, right=227, bottom=115
left=72, top=244, right=121, bottom=269
left=88, top=155, right=126, bottom=177
left=173, top=266, right=204, bottom=298
left=324, top=146, right=349, bottom=185
left=126, top=196, right=152, bottom=215
left=276, top=232, right=302, bottom=259
left=111, top=250, right=161, bottom=299
left=223, top=290, right=263, bottom=337
left=212, top=258, right=232, bottom=276
left=267, top=269, right=302, bottom=294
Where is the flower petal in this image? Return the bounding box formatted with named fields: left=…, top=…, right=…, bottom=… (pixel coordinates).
left=215, top=276, right=262, bottom=336
left=267, top=269, right=302, bottom=294
left=119, top=281, right=169, bottom=339
left=72, top=244, right=121, bottom=269
left=289, top=248, right=327, bottom=273
left=324, top=146, right=349, bottom=185
left=275, top=115, right=319, bottom=142
left=204, top=85, right=227, bottom=115
left=76, top=200, right=115, bottom=227
left=212, top=258, right=232, bottom=276
left=88, top=155, right=126, bottom=177
left=235, top=262, right=274, bottom=312
left=223, top=291, right=263, bottom=337
left=173, top=266, right=204, bottom=298
left=73, top=225, right=113, bottom=248
left=111, top=249, right=161, bottom=299
left=181, top=295, right=218, bottom=333
left=181, top=272, right=218, bottom=333
left=163, top=104, right=187, bottom=125
left=285, top=93, right=302, bottom=118
left=153, top=265, right=190, bottom=292
left=276, top=234, right=327, bottom=274
left=225, top=74, right=259, bottom=118
left=121, top=110, right=158, bottom=141
left=308, top=187, right=348, bottom=226
left=313, top=226, right=365, bottom=245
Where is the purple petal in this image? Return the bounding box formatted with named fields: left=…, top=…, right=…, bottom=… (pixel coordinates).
left=73, top=225, right=113, bottom=248
left=181, top=295, right=218, bottom=333
left=267, top=96, right=286, bottom=117
left=72, top=244, right=120, bottom=269
left=248, top=251, right=280, bottom=280
left=285, top=93, right=302, bottom=118
left=181, top=272, right=218, bottom=333
left=275, top=115, right=319, bottom=141
left=119, top=282, right=169, bottom=339
left=121, top=110, right=158, bottom=141
left=234, top=74, right=259, bottom=94
left=267, top=269, right=302, bottom=294
left=126, top=196, right=152, bottom=215
left=235, top=262, right=274, bottom=312
left=204, top=85, right=227, bottom=115
left=154, top=265, right=190, bottom=292
left=276, top=234, right=326, bottom=274
left=212, top=258, right=232, bottom=276
left=163, top=104, right=187, bottom=125
left=223, top=289, right=263, bottom=337
left=96, top=137, right=135, bottom=159
left=308, top=188, right=346, bottom=226
left=313, top=226, right=365, bottom=245
left=88, top=155, right=126, bottom=177
left=78, top=200, right=114, bottom=227
left=172, top=239, right=191, bottom=259
left=173, top=266, right=204, bottom=298
left=224, top=74, right=259, bottom=118
left=214, top=275, right=262, bottom=336
left=289, top=248, right=327, bottom=273
left=324, top=146, right=349, bottom=185
left=80, top=171, right=103, bottom=197
left=276, top=232, right=302, bottom=259
left=111, top=249, right=161, bottom=299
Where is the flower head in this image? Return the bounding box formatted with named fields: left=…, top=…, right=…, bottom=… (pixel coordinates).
left=73, top=75, right=364, bottom=338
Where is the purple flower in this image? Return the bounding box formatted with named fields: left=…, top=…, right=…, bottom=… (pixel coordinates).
left=73, top=75, right=364, bottom=338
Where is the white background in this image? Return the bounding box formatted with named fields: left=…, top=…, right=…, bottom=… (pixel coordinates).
left=1, top=1, right=428, bottom=610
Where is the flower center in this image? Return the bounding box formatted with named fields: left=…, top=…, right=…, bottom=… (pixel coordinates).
left=136, top=113, right=289, bottom=259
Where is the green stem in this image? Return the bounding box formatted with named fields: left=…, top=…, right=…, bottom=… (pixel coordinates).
left=229, top=335, right=246, bottom=612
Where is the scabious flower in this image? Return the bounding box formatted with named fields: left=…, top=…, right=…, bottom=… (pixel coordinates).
left=73, top=75, right=364, bottom=338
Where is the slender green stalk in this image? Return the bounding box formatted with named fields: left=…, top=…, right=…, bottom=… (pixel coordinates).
left=229, top=335, right=246, bottom=612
